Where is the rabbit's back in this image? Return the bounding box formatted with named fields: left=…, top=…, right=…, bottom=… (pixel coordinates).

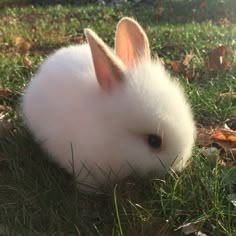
left=35, top=44, right=95, bottom=86
left=22, top=44, right=101, bottom=174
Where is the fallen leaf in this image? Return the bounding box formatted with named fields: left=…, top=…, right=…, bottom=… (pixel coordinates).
left=222, top=59, right=231, bottom=71
left=211, top=130, right=227, bottom=141
left=212, top=46, right=227, bottom=57
left=155, top=7, right=163, bottom=17
left=30, top=24, right=37, bottom=32
left=199, top=0, right=207, bottom=9
left=228, top=135, right=236, bottom=142
left=15, top=36, right=31, bottom=52
left=47, top=29, right=64, bottom=43
left=185, top=68, right=195, bottom=81
left=22, top=56, right=32, bottom=67
left=197, top=126, right=236, bottom=165
left=196, top=127, right=213, bottom=146
left=170, top=60, right=183, bottom=73
left=0, top=105, right=11, bottom=112
left=183, top=51, right=194, bottom=66
left=0, top=86, right=13, bottom=97
left=205, top=46, right=230, bottom=72
left=221, top=17, right=229, bottom=25
left=220, top=87, right=235, bottom=100
left=211, top=129, right=236, bottom=143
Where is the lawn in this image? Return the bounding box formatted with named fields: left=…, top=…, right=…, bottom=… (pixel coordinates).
left=0, top=1, right=236, bottom=235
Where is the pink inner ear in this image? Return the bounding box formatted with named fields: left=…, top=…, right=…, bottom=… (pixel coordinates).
left=85, top=29, right=125, bottom=93
left=116, top=34, right=136, bottom=67
left=90, top=44, right=112, bottom=91
left=115, top=18, right=150, bottom=67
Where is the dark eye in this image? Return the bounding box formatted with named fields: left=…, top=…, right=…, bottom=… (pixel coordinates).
left=148, top=134, right=162, bottom=149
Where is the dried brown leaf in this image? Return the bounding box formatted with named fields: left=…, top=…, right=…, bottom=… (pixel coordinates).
left=30, top=24, right=37, bottom=32
left=197, top=126, right=236, bottom=166
left=199, top=0, right=207, bottom=9
left=222, top=59, right=231, bottom=71
left=22, top=56, right=32, bottom=67
left=212, top=46, right=227, bottom=57
left=211, top=129, right=236, bottom=144
left=155, top=7, right=163, bottom=17
left=15, top=36, right=31, bottom=52
left=196, top=127, right=213, bottom=146
left=228, top=135, right=236, bottom=142
left=0, top=105, right=11, bottom=113
left=185, top=68, right=195, bottom=81
left=0, top=86, right=13, bottom=97
left=47, top=30, right=64, bottom=43
left=205, top=46, right=230, bottom=72
left=220, top=18, right=229, bottom=25
left=220, top=87, right=235, bottom=99
left=170, top=60, right=183, bottom=73
left=211, top=130, right=227, bottom=141
left=183, top=51, right=194, bottom=66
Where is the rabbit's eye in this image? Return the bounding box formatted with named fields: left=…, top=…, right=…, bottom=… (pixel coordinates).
left=148, top=134, right=162, bottom=149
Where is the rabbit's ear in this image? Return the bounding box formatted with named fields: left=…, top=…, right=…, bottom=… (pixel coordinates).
left=115, top=17, right=150, bottom=67
left=85, top=29, right=126, bottom=92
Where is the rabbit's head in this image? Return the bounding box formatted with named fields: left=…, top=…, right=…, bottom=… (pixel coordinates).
left=84, top=17, right=196, bottom=176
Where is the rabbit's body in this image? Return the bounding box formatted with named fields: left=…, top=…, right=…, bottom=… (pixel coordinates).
left=22, top=18, right=195, bottom=189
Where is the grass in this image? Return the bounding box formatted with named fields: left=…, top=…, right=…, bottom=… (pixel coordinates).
left=0, top=1, right=236, bottom=235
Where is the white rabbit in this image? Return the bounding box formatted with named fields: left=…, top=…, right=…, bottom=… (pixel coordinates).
left=22, top=17, right=195, bottom=190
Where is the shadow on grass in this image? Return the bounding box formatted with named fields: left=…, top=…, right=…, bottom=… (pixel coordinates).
left=0, top=125, right=184, bottom=235
left=0, top=127, right=114, bottom=235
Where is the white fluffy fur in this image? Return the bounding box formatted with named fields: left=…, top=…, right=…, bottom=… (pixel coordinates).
left=22, top=18, right=195, bottom=189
